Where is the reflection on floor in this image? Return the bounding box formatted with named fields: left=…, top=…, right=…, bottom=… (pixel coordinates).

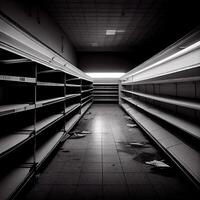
left=22, top=104, right=198, bottom=200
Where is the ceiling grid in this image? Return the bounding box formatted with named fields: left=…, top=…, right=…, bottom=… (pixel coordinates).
left=40, top=0, right=199, bottom=55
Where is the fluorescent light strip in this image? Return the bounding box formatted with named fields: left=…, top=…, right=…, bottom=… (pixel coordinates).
left=106, top=30, right=116, bottom=35
left=130, top=40, right=200, bottom=77
left=86, top=72, right=125, bottom=78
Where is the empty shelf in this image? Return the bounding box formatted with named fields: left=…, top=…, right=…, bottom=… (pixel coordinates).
left=94, top=87, right=118, bottom=90
left=35, top=114, right=63, bottom=133
left=121, top=103, right=200, bottom=186
left=66, top=84, right=80, bottom=87
left=122, top=76, right=200, bottom=85
left=65, top=114, right=80, bottom=133
left=0, top=103, right=34, bottom=116
left=65, top=103, right=80, bottom=115
left=65, top=94, right=81, bottom=99
left=94, top=99, right=118, bottom=101
left=0, top=167, right=31, bottom=200
left=0, top=75, right=36, bottom=83
left=121, top=97, right=200, bottom=140
left=122, top=90, right=200, bottom=110
left=82, top=97, right=92, bottom=107
left=81, top=102, right=92, bottom=115
left=36, top=97, right=65, bottom=108
left=24, top=114, right=63, bottom=134
left=66, top=77, right=80, bottom=81
left=94, top=83, right=117, bottom=85
left=95, top=94, right=118, bottom=97
left=34, top=132, right=63, bottom=165
left=37, top=70, right=60, bottom=74
left=37, top=82, right=64, bottom=87
left=0, top=58, right=31, bottom=64
left=0, top=132, right=32, bottom=158
left=81, top=88, right=93, bottom=93
left=94, top=91, right=118, bottom=94
left=81, top=94, right=93, bottom=102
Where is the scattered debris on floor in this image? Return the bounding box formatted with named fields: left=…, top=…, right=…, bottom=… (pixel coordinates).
left=124, top=115, right=132, bottom=120
left=61, top=150, right=70, bottom=153
left=128, top=142, right=150, bottom=148
left=84, top=111, right=94, bottom=120
left=69, top=132, right=86, bottom=139
left=145, top=160, right=170, bottom=168
left=127, top=123, right=137, bottom=128
left=133, top=152, right=161, bottom=163
left=81, top=130, right=92, bottom=134
left=84, top=116, right=94, bottom=120
left=117, top=142, right=137, bottom=154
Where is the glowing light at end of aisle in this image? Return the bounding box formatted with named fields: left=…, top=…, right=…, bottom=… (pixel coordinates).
left=86, top=72, right=125, bottom=78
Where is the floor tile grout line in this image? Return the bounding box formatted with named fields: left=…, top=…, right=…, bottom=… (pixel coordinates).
left=101, top=116, right=105, bottom=197
left=111, top=111, right=133, bottom=198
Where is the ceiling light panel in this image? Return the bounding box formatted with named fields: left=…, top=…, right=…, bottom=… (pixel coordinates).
left=106, top=30, right=116, bottom=35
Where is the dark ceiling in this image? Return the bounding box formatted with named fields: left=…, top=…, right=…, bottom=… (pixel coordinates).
left=39, top=0, right=199, bottom=52
left=30, top=0, right=199, bottom=69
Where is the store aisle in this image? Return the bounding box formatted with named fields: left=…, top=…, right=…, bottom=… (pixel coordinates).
left=23, top=104, right=198, bottom=200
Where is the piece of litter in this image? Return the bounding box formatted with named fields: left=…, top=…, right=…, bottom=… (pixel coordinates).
left=128, top=141, right=150, bottom=148
left=81, top=130, right=91, bottom=134
left=145, top=160, right=170, bottom=168
left=127, top=123, right=137, bottom=128
left=70, top=133, right=86, bottom=139
left=124, top=116, right=132, bottom=120
left=61, top=150, right=70, bottom=153
left=129, top=142, right=146, bottom=147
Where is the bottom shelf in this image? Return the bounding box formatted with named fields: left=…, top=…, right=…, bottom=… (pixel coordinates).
left=65, top=114, right=81, bottom=134
left=35, top=131, right=64, bottom=166
left=0, top=102, right=94, bottom=200
left=81, top=102, right=92, bottom=115
left=0, top=166, right=32, bottom=200
left=94, top=99, right=118, bottom=102
left=121, top=103, right=200, bottom=188
left=0, top=133, right=31, bottom=157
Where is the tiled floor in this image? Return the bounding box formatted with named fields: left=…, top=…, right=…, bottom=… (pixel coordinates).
left=23, top=104, right=198, bottom=200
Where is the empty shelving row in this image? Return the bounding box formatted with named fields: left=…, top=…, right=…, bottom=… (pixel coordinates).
left=0, top=48, right=93, bottom=200
left=93, top=83, right=118, bottom=103
left=119, top=34, right=200, bottom=189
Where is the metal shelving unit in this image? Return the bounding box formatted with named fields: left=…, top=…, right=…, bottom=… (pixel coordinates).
left=0, top=47, right=93, bottom=200
left=119, top=32, right=200, bottom=189
left=93, top=83, right=118, bottom=103
left=81, top=79, right=93, bottom=111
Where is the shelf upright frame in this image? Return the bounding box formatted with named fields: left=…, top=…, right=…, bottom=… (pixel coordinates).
left=63, top=73, right=67, bottom=136
left=33, top=62, right=37, bottom=174
left=79, top=78, right=83, bottom=115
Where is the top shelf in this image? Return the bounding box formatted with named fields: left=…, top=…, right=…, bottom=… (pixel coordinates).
left=66, top=83, right=80, bottom=87
left=0, top=75, right=36, bottom=83
left=121, top=96, right=200, bottom=140
left=121, top=89, right=200, bottom=111
left=66, top=77, right=80, bottom=82
left=0, top=58, right=31, bottom=64
left=37, top=70, right=61, bottom=74
left=82, top=88, right=93, bottom=93
left=121, top=76, right=200, bottom=85
left=94, top=88, right=118, bottom=90
left=0, top=103, right=34, bottom=117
